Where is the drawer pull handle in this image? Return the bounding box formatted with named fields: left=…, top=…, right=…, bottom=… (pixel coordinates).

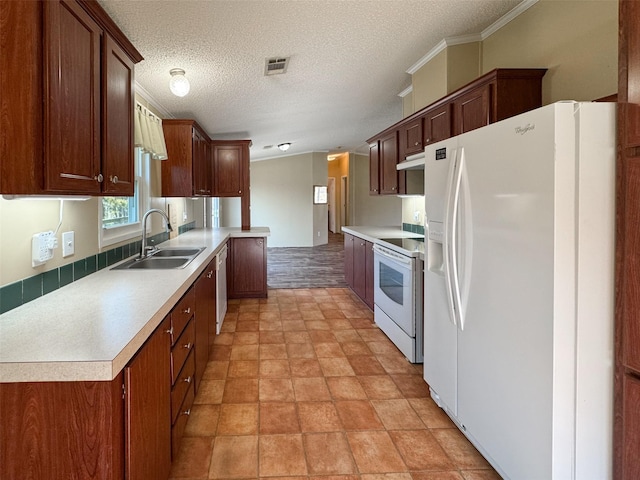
left=207, top=270, right=213, bottom=278
left=166, top=326, right=174, bottom=335
left=183, top=342, right=192, bottom=350
left=182, top=408, right=191, bottom=416
left=182, top=307, right=191, bottom=315
left=183, top=376, right=192, bottom=384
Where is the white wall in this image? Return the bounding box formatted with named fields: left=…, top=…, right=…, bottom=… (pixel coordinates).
left=250, top=153, right=317, bottom=247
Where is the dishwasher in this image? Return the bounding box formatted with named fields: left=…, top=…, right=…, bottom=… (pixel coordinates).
left=215, top=243, right=228, bottom=334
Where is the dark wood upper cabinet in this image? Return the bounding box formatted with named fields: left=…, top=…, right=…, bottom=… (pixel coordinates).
left=369, top=141, right=380, bottom=195
left=423, top=103, right=452, bottom=146
left=102, top=33, right=136, bottom=195
left=212, top=141, right=250, bottom=197
left=379, top=130, right=400, bottom=194
left=453, top=83, right=491, bottom=135
left=161, top=120, right=212, bottom=197
left=399, top=116, right=423, bottom=158
left=0, top=0, right=142, bottom=195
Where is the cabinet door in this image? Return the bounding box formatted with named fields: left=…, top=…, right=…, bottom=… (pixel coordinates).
left=380, top=131, right=399, bottom=194
left=213, top=143, right=245, bottom=196
left=194, top=262, right=216, bottom=390
left=369, top=142, right=380, bottom=195
left=230, top=237, right=267, bottom=298
left=44, top=0, right=102, bottom=193
left=364, top=241, right=375, bottom=310
left=353, top=238, right=367, bottom=300
left=401, top=118, right=423, bottom=158
left=454, top=84, right=491, bottom=135
left=193, top=128, right=210, bottom=196
left=424, top=104, right=452, bottom=146
left=125, top=316, right=171, bottom=480
left=102, top=33, right=135, bottom=195
left=622, top=375, right=640, bottom=479
left=344, top=234, right=355, bottom=287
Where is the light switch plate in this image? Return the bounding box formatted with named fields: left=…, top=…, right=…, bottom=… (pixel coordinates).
left=62, top=231, right=75, bottom=257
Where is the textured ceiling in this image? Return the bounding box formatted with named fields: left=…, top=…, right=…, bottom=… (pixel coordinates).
left=98, top=0, right=522, bottom=161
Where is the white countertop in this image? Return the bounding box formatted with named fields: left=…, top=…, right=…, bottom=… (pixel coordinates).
left=0, top=227, right=269, bottom=383
left=342, top=226, right=425, bottom=259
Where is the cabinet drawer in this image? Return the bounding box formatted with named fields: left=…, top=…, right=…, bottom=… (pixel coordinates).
left=171, top=384, right=195, bottom=458
left=171, top=320, right=195, bottom=384
left=170, top=288, right=195, bottom=346
left=171, top=349, right=195, bottom=424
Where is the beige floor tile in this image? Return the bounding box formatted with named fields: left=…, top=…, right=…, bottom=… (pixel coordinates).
left=303, top=432, right=358, bottom=475
left=284, top=331, right=312, bottom=344
left=333, top=330, right=362, bottom=343
left=389, top=375, right=431, bottom=398
left=309, top=330, right=337, bottom=343
left=431, top=429, right=493, bottom=470
left=259, top=320, right=283, bottom=331
left=314, top=342, right=346, bottom=358
left=389, top=430, right=455, bottom=471
left=221, top=378, right=259, bottom=403
left=259, top=378, right=295, bottom=402
left=193, top=380, right=225, bottom=405
left=282, top=320, right=307, bottom=331
left=232, top=331, right=259, bottom=345
left=287, top=343, right=317, bottom=359
left=359, top=376, right=404, bottom=400
left=407, top=398, right=456, bottom=429
left=347, top=356, right=387, bottom=375
left=293, top=377, right=332, bottom=401
left=289, top=359, right=324, bottom=377
left=260, top=331, right=285, bottom=344
left=209, top=435, right=258, bottom=479
left=259, top=343, right=288, bottom=359
left=411, top=473, right=465, bottom=480
left=297, top=401, right=343, bottom=432
left=229, top=344, right=259, bottom=360
left=235, top=320, right=259, bottom=331
left=377, top=355, right=419, bottom=375
left=347, top=431, right=408, bottom=473
left=341, top=341, right=373, bottom=356
left=170, top=436, right=214, bottom=478
left=239, top=304, right=260, bottom=312
left=260, top=402, right=300, bottom=434
left=213, top=332, right=234, bottom=346
left=327, top=376, right=368, bottom=400
left=259, top=434, right=307, bottom=476
left=367, top=341, right=403, bottom=356
left=280, top=309, right=304, bottom=319
left=184, top=404, right=220, bottom=437
left=319, top=357, right=356, bottom=376
left=216, top=403, right=258, bottom=435
left=371, top=399, right=425, bottom=430
left=202, top=361, right=229, bottom=380
left=460, top=471, right=503, bottom=480
left=209, top=345, right=231, bottom=361
left=335, top=400, right=384, bottom=430
left=306, top=320, right=332, bottom=330
left=357, top=329, right=387, bottom=342
left=259, top=359, right=291, bottom=377
left=362, top=474, right=412, bottom=480
left=259, top=311, right=280, bottom=321
left=227, top=360, right=259, bottom=378
left=302, top=310, right=326, bottom=321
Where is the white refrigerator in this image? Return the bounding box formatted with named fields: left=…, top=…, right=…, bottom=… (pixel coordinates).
left=423, top=102, right=615, bottom=480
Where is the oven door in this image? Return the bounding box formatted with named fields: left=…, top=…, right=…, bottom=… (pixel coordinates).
left=373, top=244, right=416, bottom=336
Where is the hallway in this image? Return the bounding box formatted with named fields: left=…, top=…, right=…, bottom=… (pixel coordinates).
left=168, top=288, right=499, bottom=480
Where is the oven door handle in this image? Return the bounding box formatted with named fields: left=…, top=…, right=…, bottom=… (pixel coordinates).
left=373, top=244, right=413, bottom=268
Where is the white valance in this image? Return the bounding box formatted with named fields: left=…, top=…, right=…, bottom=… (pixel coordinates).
left=134, top=103, right=168, bottom=160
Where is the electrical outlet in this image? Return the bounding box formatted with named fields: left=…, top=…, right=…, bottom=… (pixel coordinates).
left=32, top=231, right=57, bottom=267
left=413, top=211, right=421, bottom=222
left=62, top=231, right=75, bottom=257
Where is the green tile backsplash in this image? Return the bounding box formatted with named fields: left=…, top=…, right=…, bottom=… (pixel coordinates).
left=403, top=222, right=425, bottom=236
left=0, top=221, right=197, bottom=315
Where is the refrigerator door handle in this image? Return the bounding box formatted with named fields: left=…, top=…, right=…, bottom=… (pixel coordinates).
left=451, top=149, right=466, bottom=331
left=443, top=148, right=459, bottom=328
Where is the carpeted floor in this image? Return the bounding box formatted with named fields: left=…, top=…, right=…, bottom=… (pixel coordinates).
left=267, top=232, right=347, bottom=289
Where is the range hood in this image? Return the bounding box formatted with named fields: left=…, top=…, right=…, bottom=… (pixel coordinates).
left=397, top=151, right=425, bottom=170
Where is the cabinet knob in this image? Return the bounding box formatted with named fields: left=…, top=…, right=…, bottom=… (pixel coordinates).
left=110, top=175, right=119, bottom=184
left=94, top=173, right=104, bottom=183
left=181, top=408, right=191, bottom=416
left=183, top=342, right=192, bottom=350
left=183, top=376, right=192, bottom=384
left=207, top=270, right=214, bottom=278
left=414, top=141, right=419, bottom=146
left=166, top=326, right=174, bottom=336
left=392, top=187, right=396, bottom=191
left=183, top=307, right=191, bottom=315
left=238, top=190, right=242, bottom=194
left=360, top=242, right=364, bottom=246
left=257, top=240, right=263, bottom=245
left=426, top=138, right=431, bottom=143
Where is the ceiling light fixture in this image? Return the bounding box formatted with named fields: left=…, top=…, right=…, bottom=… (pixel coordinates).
left=169, top=68, right=190, bottom=97
left=278, top=143, right=291, bottom=151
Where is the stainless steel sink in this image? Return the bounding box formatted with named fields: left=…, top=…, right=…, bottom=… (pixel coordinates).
left=113, top=246, right=205, bottom=270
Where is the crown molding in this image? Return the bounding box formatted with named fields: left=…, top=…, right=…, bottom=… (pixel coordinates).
left=405, top=0, right=539, bottom=75
left=135, top=82, right=174, bottom=119
left=398, top=85, right=414, bottom=97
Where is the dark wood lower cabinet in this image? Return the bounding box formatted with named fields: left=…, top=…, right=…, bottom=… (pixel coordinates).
left=125, top=316, right=171, bottom=480
left=344, top=234, right=374, bottom=310
left=621, top=375, right=640, bottom=479
left=228, top=237, right=267, bottom=298
left=194, top=261, right=216, bottom=391
left=0, top=375, right=125, bottom=480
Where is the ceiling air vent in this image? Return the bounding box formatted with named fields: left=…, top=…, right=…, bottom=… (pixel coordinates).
left=265, top=57, right=290, bottom=76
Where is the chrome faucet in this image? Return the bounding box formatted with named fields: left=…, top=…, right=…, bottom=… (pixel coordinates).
left=139, top=209, right=173, bottom=259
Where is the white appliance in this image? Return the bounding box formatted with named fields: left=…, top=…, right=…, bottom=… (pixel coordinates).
left=215, top=243, right=228, bottom=334
left=373, top=241, right=423, bottom=363
left=424, top=102, right=615, bottom=480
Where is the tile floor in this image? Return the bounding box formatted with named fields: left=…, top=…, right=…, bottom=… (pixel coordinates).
left=169, top=288, right=500, bottom=480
